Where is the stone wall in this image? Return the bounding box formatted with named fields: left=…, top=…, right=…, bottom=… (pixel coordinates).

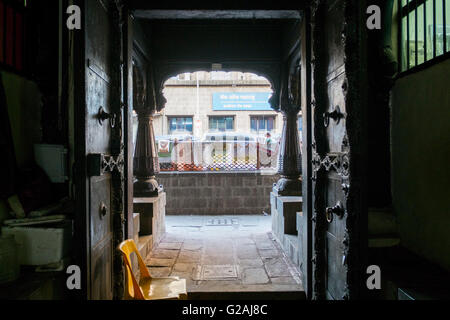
left=157, top=172, right=279, bottom=215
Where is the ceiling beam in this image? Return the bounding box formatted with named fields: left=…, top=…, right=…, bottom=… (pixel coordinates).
left=133, top=10, right=302, bottom=20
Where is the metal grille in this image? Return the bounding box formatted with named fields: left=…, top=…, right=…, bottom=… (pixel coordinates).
left=158, top=140, right=279, bottom=172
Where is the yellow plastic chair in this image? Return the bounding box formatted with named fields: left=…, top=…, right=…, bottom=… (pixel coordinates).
left=118, top=239, right=187, bottom=300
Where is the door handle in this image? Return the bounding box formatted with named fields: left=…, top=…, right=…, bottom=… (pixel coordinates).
left=97, top=106, right=116, bottom=128
left=326, top=201, right=344, bottom=223
left=323, top=106, right=344, bottom=127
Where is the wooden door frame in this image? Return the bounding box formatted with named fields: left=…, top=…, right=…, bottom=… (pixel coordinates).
left=123, top=5, right=135, bottom=246
left=72, top=0, right=134, bottom=300
left=300, top=7, right=313, bottom=299
left=72, top=0, right=88, bottom=299
left=309, top=0, right=369, bottom=300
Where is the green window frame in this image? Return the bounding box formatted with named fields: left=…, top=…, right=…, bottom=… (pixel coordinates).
left=399, top=0, right=450, bottom=72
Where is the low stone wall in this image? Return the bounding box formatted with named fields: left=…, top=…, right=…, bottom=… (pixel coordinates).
left=156, top=172, right=280, bottom=215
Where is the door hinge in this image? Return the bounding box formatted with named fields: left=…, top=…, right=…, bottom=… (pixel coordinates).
left=87, top=153, right=124, bottom=177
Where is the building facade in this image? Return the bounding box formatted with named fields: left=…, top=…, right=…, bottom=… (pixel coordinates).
left=152, top=71, right=285, bottom=139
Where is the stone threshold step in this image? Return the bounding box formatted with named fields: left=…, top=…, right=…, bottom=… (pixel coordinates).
left=138, top=235, right=153, bottom=260
left=285, top=234, right=299, bottom=249
left=187, top=291, right=306, bottom=300
left=188, top=283, right=304, bottom=293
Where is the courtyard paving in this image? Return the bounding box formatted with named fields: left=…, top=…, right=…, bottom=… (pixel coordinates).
left=144, top=215, right=303, bottom=293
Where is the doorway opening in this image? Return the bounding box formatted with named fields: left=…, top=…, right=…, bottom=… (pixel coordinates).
left=132, top=71, right=303, bottom=295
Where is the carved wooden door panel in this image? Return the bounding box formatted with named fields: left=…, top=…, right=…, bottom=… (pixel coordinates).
left=310, top=0, right=366, bottom=300
left=74, top=0, right=123, bottom=300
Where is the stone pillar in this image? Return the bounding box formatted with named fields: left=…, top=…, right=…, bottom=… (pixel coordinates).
left=271, top=104, right=302, bottom=265
left=274, top=106, right=302, bottom=196
left=133, top=107, right=161, bottom=197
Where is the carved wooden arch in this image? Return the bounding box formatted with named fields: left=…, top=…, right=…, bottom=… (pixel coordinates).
left=151, top=62, right=282, bottom=113
left=132, top=63, right=146, bottom=110
left=132, top=45, right=149, bottom=112
left=287, top=51, right=302, bottom=107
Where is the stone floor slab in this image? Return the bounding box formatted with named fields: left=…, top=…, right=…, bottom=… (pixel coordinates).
left=169, top=271, right=197, bottom=286
left=255, top=241, right=276, bottom=250
left=234, top=238, right=255, bottom=245
left=148, top=267, right=171, bottom=277
left=258, top=249, right=280, bottom=259
left=150, top=215, right=304, bottom=294
left=150, top=249, right=180, bottom=259
left=195, top=280, right=243, bottom=290
left=145, top=257, right=176, bottom=267
left=238, top=258, right=264, bottom=267
left=270, top=276, right=298, bottom=284
left=236, top=245, right=259, bottom=259
left=182, top=241, right=203, bottom=251
left=173, top=263, right=196, bottom=273
left=177, top=250, right=202, bottom=263
left=162, top=234, right=185, bottom=243
left=158, top=242, right=183, bottom=250
left=202, top=255, right=236, bottom=265
left=242, top=268, right=270, bottom=285
left=201, top=265, right=239, bottom=280
left=264, top=257, right=291, bottom=277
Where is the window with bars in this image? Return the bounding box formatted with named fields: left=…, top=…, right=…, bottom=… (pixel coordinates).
left=209, top=116, right=234, bottom=132
left=168, top=117, right=193, bottom=134
left=0, top=0, right=30, bottom=74
left=250, top=115, right=276, bottom=133
left=399, top=0, right=450, bottom=71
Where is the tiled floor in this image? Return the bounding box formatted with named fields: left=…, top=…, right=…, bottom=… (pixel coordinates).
left=144, top=215, right=304, bottom=293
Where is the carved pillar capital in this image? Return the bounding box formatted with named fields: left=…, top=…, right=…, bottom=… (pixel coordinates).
left=274, top=103, right=302, bottom=196
left=133, top=106, right=161, bottom=197
left=135, top=106, right=153, bottom=120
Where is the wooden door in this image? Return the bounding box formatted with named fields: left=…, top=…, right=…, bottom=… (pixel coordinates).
left=309, top=0, right=367, bottom=300
left=74, top=0, right=125, bottom=300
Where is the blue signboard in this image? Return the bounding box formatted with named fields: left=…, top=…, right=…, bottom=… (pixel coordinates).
left=213, top=92, right=273, bottom=111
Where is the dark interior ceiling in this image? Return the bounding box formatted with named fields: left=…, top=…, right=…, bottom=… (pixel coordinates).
left=128, top=0, right=309, bottom=11
left=133, top=10, right=301, bottom=20
left=131, top=9, right=303, bottom=111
